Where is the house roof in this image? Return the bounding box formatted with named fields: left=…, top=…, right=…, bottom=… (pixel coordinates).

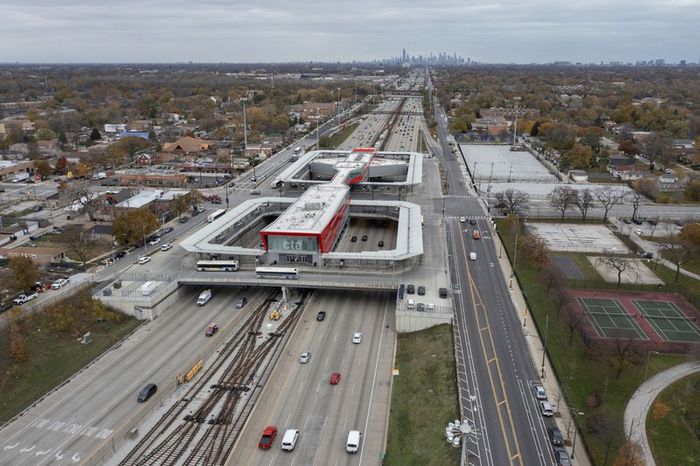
left=0, top=246, right=66, bottom=256
left=163, top=136, right=211, bottom=153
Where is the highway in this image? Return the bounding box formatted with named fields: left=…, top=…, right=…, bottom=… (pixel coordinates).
left=229, top=290, right=394, bottom=465
left=0, top=286, right=255, bottom=466
left=434, top=99, right=557, bottom=466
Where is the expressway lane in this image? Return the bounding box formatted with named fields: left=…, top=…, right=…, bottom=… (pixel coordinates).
left=0, top=287, right=255, bottom=466
left=228, top=290, right=394, bottom=466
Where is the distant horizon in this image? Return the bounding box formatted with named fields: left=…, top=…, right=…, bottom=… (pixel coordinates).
left=1, top=1, right=697, bottom=64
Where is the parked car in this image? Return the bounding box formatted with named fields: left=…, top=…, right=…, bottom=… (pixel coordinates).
left=137, top=256, right=151, bottom=265
left=634, top=228, right=643, bottom=236
left=548, top=427, right=564, bottom=446
left=554, top=446, right=571, bottom=466
left=162, top=226, right=174, bottom=234
left=352, top=332, right=363, bottom=344
left=622, top=218, right=632, bottom=224
left=51, top=278, right=69, bottom=290
left=179, top=216, right=190, bottom=223
left=148, top=237, right=161, bottom=245
left=316, top=311, right=326, bottom=321
left=137, top=383, right=157, bottom=402
left=351, top=236, right=357, bottom=242
left=459, top=216, right=466, bottom=223
left=205, top=322, right=219, bottom=337
left=300, top=351, right=311, bottom=364
left=633, top=218, right=644, bottom=225
left=329, top=372, right=341, bottom=385
left=361, top=235, right=368, bottom=241
left=417, top=303, right=426, bottom=312
left=13, top=292, right=38, bottom=305
left=407, top=284, right=415, bottom=294
left=539, top=400, right=554, bottom=417
left=533, top=383, right=547, bottom=400
left=417, top=286, right=426, bottom=295
left=258, top=426, right=277, bottom=450
left=114, top=251, right=127, bottom=259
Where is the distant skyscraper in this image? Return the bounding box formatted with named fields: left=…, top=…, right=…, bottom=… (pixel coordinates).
left=402, top=48, right=407, bottom=63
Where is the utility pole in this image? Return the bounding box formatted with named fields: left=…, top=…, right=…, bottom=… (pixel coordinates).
left=513, top=96, right=521, bottom=146
left=540, top=314, right=549, bottom=377
left=486, top=162, right=494, bottom=213
left=243, top=101, right=248, bottom=150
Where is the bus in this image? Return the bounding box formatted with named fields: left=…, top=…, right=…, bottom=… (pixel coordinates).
left=255, top=266, right=299, bottom=280
left=207, top=209, right=226, bottom=223
left=196, top=260, right=240, bottom=272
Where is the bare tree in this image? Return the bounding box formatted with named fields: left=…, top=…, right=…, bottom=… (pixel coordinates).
left=575, top=188, right=595, bottom=221
left=494, top=189, right=530, bottom=216
left=596, top=256, right=634, bottom=288
left=643, top=132, right=674, bottom=171
left=565, top=306, right=585, bottom=345
left=594, top=187, right=626, bottom=222
left=549, top=186, right=578, bottom=220
left=62, top=227, right=98, bottom=266
left=59, top=180, right=102, bottom=221
left=628, top=191, right=644, bottom=221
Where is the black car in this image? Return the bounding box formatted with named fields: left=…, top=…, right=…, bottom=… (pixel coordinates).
left=351, top=236, right=357, bottom=242
left=407, top=284, right=415, bottom=294
left=547, top=427, right=563, bottom=446
left=137, top=383, right=157, bottom=402
left=114, top=251, right=127, bottom=259
left=417, top=286, right=426, bottom=296
left=378, top=240, right=384, bottom=247
left=179, top=216, right=190, bottom=223
left=633, top=218, right=644, bottom=225
left=162, top=226, right=174, bottom=234
left=554, top=447, right=571, bottom=466
left=191, top=209, right=200, bottom=217
left=469, top=219, right=477, bottom=225
left=316, top=311, right=326, bottom=321
left=622, top=218, right=632, bottom=224
left=417, top=303, right=425, bottom=312
left=361, top=235, right=368, bottom=241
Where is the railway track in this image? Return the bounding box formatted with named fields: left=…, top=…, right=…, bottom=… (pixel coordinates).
left=120, top=291, right=307, bottom=466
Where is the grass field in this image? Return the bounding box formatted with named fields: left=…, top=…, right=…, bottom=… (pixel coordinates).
left=385, top=324, right=460, bottom=466
left=647, top=373, right=700, bottom=466
left=320, top=123, right=359, bottom=149
left=0, top=295, right=141, bottom=422
left=496, top=219, right=697, bottom=465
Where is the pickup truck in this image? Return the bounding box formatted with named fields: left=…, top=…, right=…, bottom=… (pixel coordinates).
left=13, top=292, right=39, bottom=305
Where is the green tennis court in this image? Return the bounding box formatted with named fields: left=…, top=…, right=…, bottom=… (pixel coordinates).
left=578, top=297, right=647, bottom=340
left=632, top=300, right=700, bottom=343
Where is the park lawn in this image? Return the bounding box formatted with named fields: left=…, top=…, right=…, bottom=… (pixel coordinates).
left=497, top=219, right=697, bottom=465
left=659, top=249, right=700, bottom=275
left=36, top=235, right=113, bottom=264
left=385, top=324, right=460, bottom=466
left=0, top=300, right=141, bottom=423
left=647, top=373, right=700, bottom=466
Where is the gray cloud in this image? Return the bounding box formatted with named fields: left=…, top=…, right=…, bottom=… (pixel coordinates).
left=0, top=0, right=698, bottom=63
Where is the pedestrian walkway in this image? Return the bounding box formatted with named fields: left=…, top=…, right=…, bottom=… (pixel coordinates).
left=624, top=360, right=700, bottom=466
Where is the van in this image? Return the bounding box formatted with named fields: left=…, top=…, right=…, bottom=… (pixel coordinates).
left=281, top=429, right=299, bottom=451
left=469, top=252, right=477, bottom=261
left=197, top=289, right=212, bottom=306
left=346, top=430, right=362, bottom=453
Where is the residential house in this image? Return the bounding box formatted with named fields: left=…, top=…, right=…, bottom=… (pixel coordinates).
left=657, top=173, right=680, bottom=192
left=163, top=136, right=212, bottom=154
left=0, top=246, right=66, bottom=265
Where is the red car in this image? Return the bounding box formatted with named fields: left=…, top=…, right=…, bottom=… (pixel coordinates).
left=205, top=322, right=219, bottom=337
left=258, top=425, right=277, bottom=449
left=330, top=372, right=341, bottom=385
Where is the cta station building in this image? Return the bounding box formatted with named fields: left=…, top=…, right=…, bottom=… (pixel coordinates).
left=180, top=148, right=423, bottom=270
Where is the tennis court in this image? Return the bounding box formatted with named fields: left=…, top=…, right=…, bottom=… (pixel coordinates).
left=632, top=300, right=700, bottom=343
left=577, top=297, right=647, bottom=339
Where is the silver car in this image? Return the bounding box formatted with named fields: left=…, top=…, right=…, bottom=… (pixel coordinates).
left=299, top=352, right=311, bottom=364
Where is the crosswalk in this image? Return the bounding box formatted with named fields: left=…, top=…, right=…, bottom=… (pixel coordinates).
left=444, top=215, right=489, bottom=221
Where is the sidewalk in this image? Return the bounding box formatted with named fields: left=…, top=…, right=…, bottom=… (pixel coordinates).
left=624, top=360, right=700, bottom=466
left=490, top=225, right=592, bottom=466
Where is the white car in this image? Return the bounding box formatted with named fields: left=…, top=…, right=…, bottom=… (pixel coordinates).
left=352, top=332, right=363, bottom=344
left=299, top=352, right=311, bottom=364
left=137, top=256, right=151, bottom=265
left=533, top=383, right=547, bottom=400
left=634, top=229, right=643, bottom=236
left=51, top=278, right=69, bottom=290
left=148, top=237, right=161, bottom=245
left=459, top=216, right=466, bottom=223
left=539, top=400, right=554, bottom=417
left=160, top=243, right=173, bottom=251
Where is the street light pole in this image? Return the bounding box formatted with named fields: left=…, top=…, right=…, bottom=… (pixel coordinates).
left=644, top=350, right=661, bottom=380
left=540, top=314, right=549, bottom=377
left=142, top=226, right=148, bottom=254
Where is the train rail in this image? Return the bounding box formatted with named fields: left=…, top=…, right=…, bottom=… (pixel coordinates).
left=120, top=291, right=307, bottom=466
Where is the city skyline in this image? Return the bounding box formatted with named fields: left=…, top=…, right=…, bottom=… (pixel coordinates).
left=0, top=0, right=698, bottom=64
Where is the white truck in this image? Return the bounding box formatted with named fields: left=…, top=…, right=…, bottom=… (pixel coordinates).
left=11, top=172, right=30, bottom=183
left=197, top=289, right=212, bottom=306
left=13, top=292, right=38, bottom=305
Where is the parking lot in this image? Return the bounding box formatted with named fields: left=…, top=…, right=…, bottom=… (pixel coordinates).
left=460, top=144, right=557, bottom=183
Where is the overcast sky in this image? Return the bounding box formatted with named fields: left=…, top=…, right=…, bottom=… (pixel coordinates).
left=0, top=0, right=698, bottom=64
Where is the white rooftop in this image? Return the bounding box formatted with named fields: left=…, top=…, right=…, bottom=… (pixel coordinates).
left=115, top=190, right=163, bottom=209
left=261, top=184, right=350, bottom=235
